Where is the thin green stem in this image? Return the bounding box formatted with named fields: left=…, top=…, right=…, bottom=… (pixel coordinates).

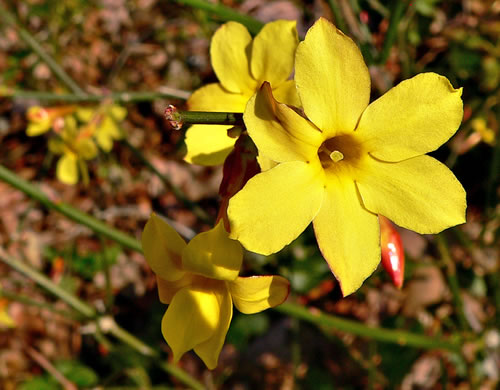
left=173, top=0, right=264, bottom=35
left=326, top=0, right=348, bottom=34
left=0, top=252, right=204, bottom=390
left=436, top=234, right=469, bottom=331
left=275, top=302, right=462, bottom=352
left=0, top=88, right=191, bottom=102
left=0, top=251, right=96, bottom=318
left=0, top=5, right=85, bottom=95
left=0, top=288, right=80, bottom=319
left=378, top=0, right=409, bottom=64
left=120, top=138, right=213, bottom=224
left=165, top=106, right=243, bottom=130
left=98, top=236, right=114, bottom=312
left=0, top=164, right=143, bottom=253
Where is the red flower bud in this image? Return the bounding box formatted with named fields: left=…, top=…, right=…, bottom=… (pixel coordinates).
left=379, top=216, right=405, bottom=289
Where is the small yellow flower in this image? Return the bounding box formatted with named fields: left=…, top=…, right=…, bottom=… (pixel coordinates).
left=228, top=18, right=466, bottom=296
left=141, top=214, right=290, bottom=369
left=185, top=20, right=300, bottom=165
left=26, top=106, right=76, bottom=136
left=48, top=116, right=98, bottom=185
left=76, top=105, right=127, bottom=152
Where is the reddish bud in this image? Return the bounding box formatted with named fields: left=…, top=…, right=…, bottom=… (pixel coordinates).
left=379, top=216, right=405, bottom=289
left=217, top=133, right=260, bottom=231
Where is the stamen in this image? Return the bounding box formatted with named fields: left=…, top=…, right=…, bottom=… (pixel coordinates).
left=329, top=150, right=344, bottom=162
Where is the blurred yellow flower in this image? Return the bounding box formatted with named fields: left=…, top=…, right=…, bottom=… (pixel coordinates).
left=228, top=18, right=466, bottom=296
left=141, top=213, right=289, bottom=369
left=185, top=20, right=300, bottom=165
left=48, top=116, right=97, bottom=185
left=26, top=106, right=76, bottom=136
left=76, top=105, right=127, bottom=152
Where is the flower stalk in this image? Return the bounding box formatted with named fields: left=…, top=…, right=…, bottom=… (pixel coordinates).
left=164, top=105, right=244, bottom=130
left=0, top=250, right=205, bottom=390
left=172, top=0, right=264, bottom=35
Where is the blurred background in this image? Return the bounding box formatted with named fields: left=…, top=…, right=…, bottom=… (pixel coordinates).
left=0, top=0, right=498, bottom=389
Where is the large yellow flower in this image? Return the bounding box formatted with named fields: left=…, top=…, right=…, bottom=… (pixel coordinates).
left=227, top=18, right=466, bottom=296
left=185, top=20, right=300, bottom=165
left=141, top=214, right=289, bottom=369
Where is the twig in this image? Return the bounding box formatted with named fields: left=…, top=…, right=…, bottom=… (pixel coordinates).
left=275, top=302, right=462, bottom=352
left=173, top=0, right=264, bottom=35
left=25, top=346, right=78, bottom=390
left=0, top=251, right=205, bottom=390
left=0, top=289, right=80, bottom=319
left=378, top=0, right=409, bottom=64
left=164, top=105, right=243, bottom=130
left=0, top=164, right=143, bottom=253
left=1, top=88, right=191, bottom=102
left=120, top=138, right=213, bottom=224
left=0, top=5, right=85, bottom=95
left=436, top=234, right=469, bottom=331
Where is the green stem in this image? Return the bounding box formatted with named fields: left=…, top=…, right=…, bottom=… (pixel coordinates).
left=378, top=0, right=409, bottom=64
left=275, top=302, right=462, bottom=352
left=0, top=288, right=80, bottom=319
left=173, top=0, right=264, bottom=35
left=0, top=251, right=96, bottom=318
left=0, top=5, right=85, bottom=95
left=120, top=138, right=213, bottom=224
left=0, top=164, right=143, bottom=253
left=165, top=107, right=243, bottom=130
left=0, top=252, right=205, bottom=390
left=326, top=0, right=348, bottom=34
left=436, top=234, right=469, bottom=331
left=0, top=88, right=191, bottom=102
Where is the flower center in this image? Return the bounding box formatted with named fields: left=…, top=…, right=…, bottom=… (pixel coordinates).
left=317, top=134, right=362, bottom=171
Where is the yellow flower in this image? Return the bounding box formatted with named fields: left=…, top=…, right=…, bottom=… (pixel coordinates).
left=185, top=20, right=300, bottom=165
left=48, top=116, right=98, bottom=185
left=76, top=105, right=127, bottom=152
left=227, top=18, right=466, bottom=296
left=26, top=106, right=76, bottom=136
left=141, top=214, right=289, bottom=369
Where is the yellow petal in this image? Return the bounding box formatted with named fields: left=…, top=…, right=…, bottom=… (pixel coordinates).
left=141, top=213, right=186, bottom=281
left=229, top=275, right=290, bottom=314
left=356, top=154, right=466, bottom=234
left=26, top=121, right=51, bottom=136
left=313, top=175, right=380, bottom=296
left=244, top=83, right=323, bottom=164
left=256, top=153, right=277, bottom=172
left=250, top=20, right=298, bottom=86
left=48, top=138, right=65, bottom=155
left=187, top=83, right=249, bottom=111
left=96, top=131, right=113, bottom=152
left=76, top=108, right=94, bottom=122
left=161, top=286, right=220, bottom=363
left=157, top=274, right=193, bottom=304
left=57, top=153, right=78, bottom=185
left=182, top=221, right=242, bottom=281
left=210, top=22, right=257, bottom=94
left=357, top=73, right=464, bottom=161
left=228, top=161, right=324, bottom=255
left=77, top=138, right=98, bottom=160
left=110, top=105, right=127, bottom=121
left=272, top=79, right=301, bottom=107
left=194, top=286, right=233, bottom=369
left=184, top=124, right=236, bottom=165
left=295, top=17, right=370, bottom=137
